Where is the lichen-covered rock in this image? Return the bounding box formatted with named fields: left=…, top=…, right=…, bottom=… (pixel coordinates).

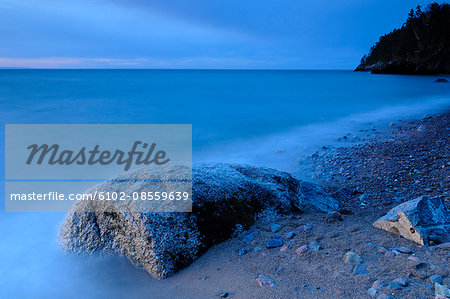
left=373, top=196, right=450, bottom=245
left=59, top=163, right=338, bottom=279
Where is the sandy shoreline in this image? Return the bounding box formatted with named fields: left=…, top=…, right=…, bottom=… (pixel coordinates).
left=123, top=110, right=449, bottom=299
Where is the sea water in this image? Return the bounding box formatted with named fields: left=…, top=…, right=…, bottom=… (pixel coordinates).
left=0, top=70, right=449, bottom=297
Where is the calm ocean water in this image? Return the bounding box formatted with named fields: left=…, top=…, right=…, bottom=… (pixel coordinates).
left=0, top=70, right=449, bottom=298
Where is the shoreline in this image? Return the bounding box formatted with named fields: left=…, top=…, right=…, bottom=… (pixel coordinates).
left=308, top=110, right=449, bottom=217
left=154, top=110, right=450, bottom=298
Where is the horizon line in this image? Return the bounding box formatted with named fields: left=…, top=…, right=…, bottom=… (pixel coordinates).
left=0, top=67, right=355, bottom=71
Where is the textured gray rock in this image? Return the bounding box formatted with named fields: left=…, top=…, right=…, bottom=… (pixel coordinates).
left=373, top=196, right=450, bottom=245
left=435, top=283, right=450, bottom=297
left=59, top=163, right=338, bottom=279
left=343, top=252, right=363, bottom=265
left=266, top=239, right=283, bottom=248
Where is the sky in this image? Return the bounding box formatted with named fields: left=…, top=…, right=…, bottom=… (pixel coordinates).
left=0, top=0, right=441, bottom=69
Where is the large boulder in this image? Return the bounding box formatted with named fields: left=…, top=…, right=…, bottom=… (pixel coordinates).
left=59, top=163, right=338, bottom=279
left=373, top=196, right=450, bottom=245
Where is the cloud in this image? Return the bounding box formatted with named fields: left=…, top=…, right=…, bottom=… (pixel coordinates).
left=0, top=57, right=150, bottom=68
left=0, top=0, right=440, bottom=69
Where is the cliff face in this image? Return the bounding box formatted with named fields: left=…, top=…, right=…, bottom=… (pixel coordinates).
left=356, top=3, right=450, bottom=74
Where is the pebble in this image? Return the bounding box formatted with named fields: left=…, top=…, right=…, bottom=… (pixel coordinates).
left=388, top=281, right=403, bottom=290
left=393, top=277, right=408, bottom=287
left=242, top=231, right=256, bottom=243
left=239, top=248, right=248, bottom=256
left=279, top=245, right=288, bottom=252
left=297, top=224, right=312, bottom=232
left=409, top=262, right=432, bottom=279
left=378, top=246, right=388, bottom=253
left=266, top=239, right=283, bottom=248
left=417, top=125, right=426, bottom=132
left=296, top=245, right=309, bottom=254
left=372, top=280, right=386, bottom=290
left=352, top=264, right=369, bottom=275
left=284, top=231, right=296, bottom=239
left=324, top=211, right=343, bottom=223
left=256, top=275, right=277, bottom=288
left=435, top=283, right=450, bottom=297
left=253, top=246, right=263, bottom=251
left=309, top=241, right=322, bottom=251
left=343, top=252, right=363, bottom=264
left=394, top=247, right=413, bottom=254
left=269, top=223, right=282, bottom=233
left=219, top=292, right=229, bottom=298
left=429, top=275, right=443, bottom=284
left=367, top=287, right=378, bottom=297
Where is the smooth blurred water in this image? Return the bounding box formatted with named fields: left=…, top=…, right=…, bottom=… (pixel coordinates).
left=0, top=70, right=449, bottom=298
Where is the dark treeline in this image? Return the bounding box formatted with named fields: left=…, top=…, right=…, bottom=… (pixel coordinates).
left=356, top=2, right=450, bottom=74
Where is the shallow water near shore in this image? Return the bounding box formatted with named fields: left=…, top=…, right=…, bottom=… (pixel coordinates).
left=0, top=70, right=449, bottom=298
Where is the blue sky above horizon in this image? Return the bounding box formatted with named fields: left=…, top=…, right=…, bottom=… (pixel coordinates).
left=0, top=0, right=441, bottom=69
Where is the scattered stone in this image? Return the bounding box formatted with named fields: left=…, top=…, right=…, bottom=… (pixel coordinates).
left=378, top=246, right=388, bottom=254
left=296, top=245, right=309, bottom=255
left=257, top=275, right=277, bottom=288
left=417, top=125, right=427, bottom=132
left=297, top=224, right=312, bottom=232
left=429, top=275, right=443, bottom=284
left=242, top=231, right=256, bottom=243
left=435, top=78, right=449, bottom=83
left=266, top=239, right=284, bottom=248
left=352, top=264, right=369, bottom=275
left=309, top=241, right=322, bottom=251
left=372, top=280, right=386, bottom=290
left=324, top=211, right=343, bottom=223
left=284, top=231, right=296, bottom=239
left=270, top=223, right=282, bottom=233
left=393, top=277, right=408, bottom=287
left=253, top=246, right=263, bottom=252
left=219, top=292, right=229, bottom=298
left=373, top=196, right=450, bottom=245
left=343, top=252, right=363, bottom=264
left=409, top=262, right=432, bottom=279
left=435, top=283, right=450, bottom=297
left=367, top=287, right=378, bottom=297
left=239, top=249, right=248, bottom=256
left=279, top=245, right=288, bottom=252
left=394, top=247, right=413, bottom=254
left=297, top=181, right=340, bottom=212
left=388, top=281, right=403, bottom=290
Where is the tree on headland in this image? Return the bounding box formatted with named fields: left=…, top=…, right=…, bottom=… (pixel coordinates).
left=356, top=2, right=450, bottom=74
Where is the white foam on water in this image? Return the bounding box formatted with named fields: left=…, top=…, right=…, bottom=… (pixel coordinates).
left=197, top=96, right=450, bottom=177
